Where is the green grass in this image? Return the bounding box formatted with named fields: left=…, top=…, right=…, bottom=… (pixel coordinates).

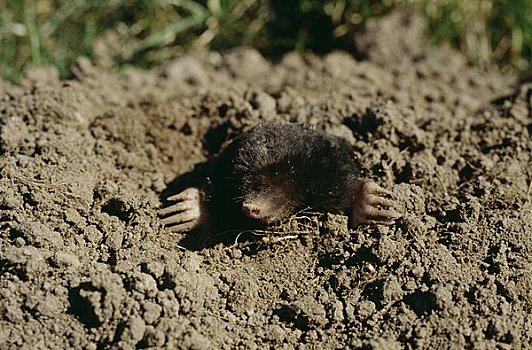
left=0, top=0, right=530, bottom=82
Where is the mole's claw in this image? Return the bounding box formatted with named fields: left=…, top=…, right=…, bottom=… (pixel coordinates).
left=351, top=180, right=401, bottom=227
left=364, top=219, right=396, bottom=226
left=366, top=194, right=398, bottom=209
left=159, top=187, right=207, bottom=233
left=158, top=199, right=196, bottom=216
left=159, top=206, right=199, bottom=225
left=167, top=187, right=201, bottom=202
left=365, top=207, right=402, bottom=220
left=362, top=180, right=395, bottom=197
left=167, top=221, right=199, bottom=233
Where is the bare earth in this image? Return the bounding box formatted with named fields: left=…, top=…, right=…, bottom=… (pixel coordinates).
left=1, top=14, right=531, bottom=350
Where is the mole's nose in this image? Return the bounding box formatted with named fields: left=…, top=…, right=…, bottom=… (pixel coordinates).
left=242, top=203, right=261, bottom=219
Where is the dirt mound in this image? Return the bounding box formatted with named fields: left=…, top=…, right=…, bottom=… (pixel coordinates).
left=1, top=20, right=531, bottom=350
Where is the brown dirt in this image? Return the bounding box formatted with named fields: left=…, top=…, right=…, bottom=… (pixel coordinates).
left=1, top=14, right=531, bottom=350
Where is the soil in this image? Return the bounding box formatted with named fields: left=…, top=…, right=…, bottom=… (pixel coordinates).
left=1, top=12, right=531, bottom=350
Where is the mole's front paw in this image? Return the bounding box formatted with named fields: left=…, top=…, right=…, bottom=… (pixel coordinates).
left=159, top=187, right=207, bottom=233
left=351, top=180, right=402, bottom=227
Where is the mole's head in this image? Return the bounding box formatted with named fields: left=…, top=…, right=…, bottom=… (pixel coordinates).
left=238, top=164, right=300, bottom=224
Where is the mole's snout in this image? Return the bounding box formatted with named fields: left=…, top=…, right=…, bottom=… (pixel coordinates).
left=242, top=202, right=262, bottom=220
left=242, top=201, right=277, bottom=223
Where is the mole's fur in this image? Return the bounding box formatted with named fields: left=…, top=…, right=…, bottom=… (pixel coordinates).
left=159, top=123, right=401, bottom=233
left=215, top=123, right=359, bottom=221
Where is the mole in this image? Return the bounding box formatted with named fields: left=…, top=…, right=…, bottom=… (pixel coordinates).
left=159, top=123, right=401, bottom=233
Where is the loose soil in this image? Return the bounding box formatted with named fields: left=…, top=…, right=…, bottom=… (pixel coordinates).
left=1, top=13, right=531, bottom=350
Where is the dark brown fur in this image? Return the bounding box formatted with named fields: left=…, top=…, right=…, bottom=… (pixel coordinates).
left=207, top=123, right=361, bottom=224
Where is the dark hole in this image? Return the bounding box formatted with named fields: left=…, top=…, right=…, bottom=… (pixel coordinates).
left=273, top=305, right=310, bottom=331
left=396, top=163, right=413, bottom=183
left=67, top=283, right=100, bottom=328
left=0, top=259, right=29, bottom=281
left=445, top=208, right=464, bottom=223
left=101, top=199, right=131, bottom=222
left=157, top=271, right=177, bottom=291
left=403, top=290, right=435, bottom=316
left=459, top=164, right=475, bottom=182
left=361, top=280, right=384, bottom=309
left=203, top=123, right=229, bottom=154
left=502, top=331, right=514, bottom=344
left=106, top=250, right=118, bottom=266
left=22, top=193, right=38, bottom=206
left=349, top=247, right=382, bottom=266
left=217, top=103, right=229, bottom=118
left=180, top=122, right=192, bottom=135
